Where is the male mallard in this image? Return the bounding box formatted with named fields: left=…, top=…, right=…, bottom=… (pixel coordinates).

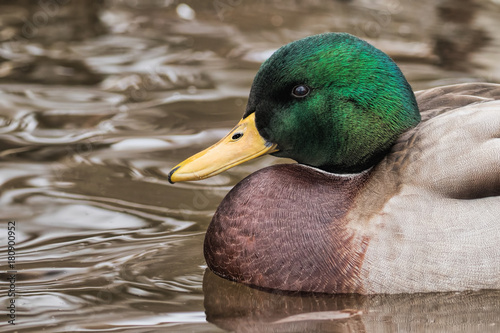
left=168, top=33, right=500, bottom=294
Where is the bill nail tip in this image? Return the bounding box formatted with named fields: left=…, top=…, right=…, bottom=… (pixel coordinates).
left=168, top=166, right=180, bottom=184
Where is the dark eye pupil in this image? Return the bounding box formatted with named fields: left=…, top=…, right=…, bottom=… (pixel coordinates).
left=292, top=85, right=309, bottom=97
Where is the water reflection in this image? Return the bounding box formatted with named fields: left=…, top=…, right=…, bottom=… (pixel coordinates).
left=433, top=0, right=490, bottom=70
left=0, top=0, right=499, bottom=332
left=204, top=271, right=500, bottom=333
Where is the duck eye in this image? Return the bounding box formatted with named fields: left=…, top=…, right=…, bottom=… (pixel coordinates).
left=291, top=85, right=310, bottom=98
left=231, top=132, right=243, bottom=140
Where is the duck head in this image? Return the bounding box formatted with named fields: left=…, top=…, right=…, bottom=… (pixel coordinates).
left=168, top=33, right=420, bottom=182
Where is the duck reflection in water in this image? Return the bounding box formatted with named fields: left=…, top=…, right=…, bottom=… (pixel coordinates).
left=203, top=270, right=500, bottom=333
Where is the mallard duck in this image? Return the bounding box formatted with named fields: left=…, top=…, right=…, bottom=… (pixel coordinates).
left=168, top=33, right=500, bottom=294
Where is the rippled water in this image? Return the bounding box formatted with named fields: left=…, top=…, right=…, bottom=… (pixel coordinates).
left=0, top=1, right=499, bottom=332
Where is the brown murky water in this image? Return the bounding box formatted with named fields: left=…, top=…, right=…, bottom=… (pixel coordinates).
left=0, top=1, right=499, bottom=332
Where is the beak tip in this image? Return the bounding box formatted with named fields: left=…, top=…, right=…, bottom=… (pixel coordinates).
left=168, top=166, right=180, bottom=184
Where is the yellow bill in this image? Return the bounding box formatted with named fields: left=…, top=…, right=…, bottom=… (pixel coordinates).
left=168, top=113, right=278, bottom=183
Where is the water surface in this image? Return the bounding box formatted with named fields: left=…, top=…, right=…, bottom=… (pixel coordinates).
left=0, top=1, right=500, bottom=332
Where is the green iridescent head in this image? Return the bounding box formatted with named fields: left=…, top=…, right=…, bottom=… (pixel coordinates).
left=244, top=32, right=420, bottom=173
left=168, top=33, right=421, bottom=183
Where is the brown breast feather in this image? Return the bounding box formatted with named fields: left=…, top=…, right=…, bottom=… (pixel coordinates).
left=204, top=163, right=371, bottom=294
